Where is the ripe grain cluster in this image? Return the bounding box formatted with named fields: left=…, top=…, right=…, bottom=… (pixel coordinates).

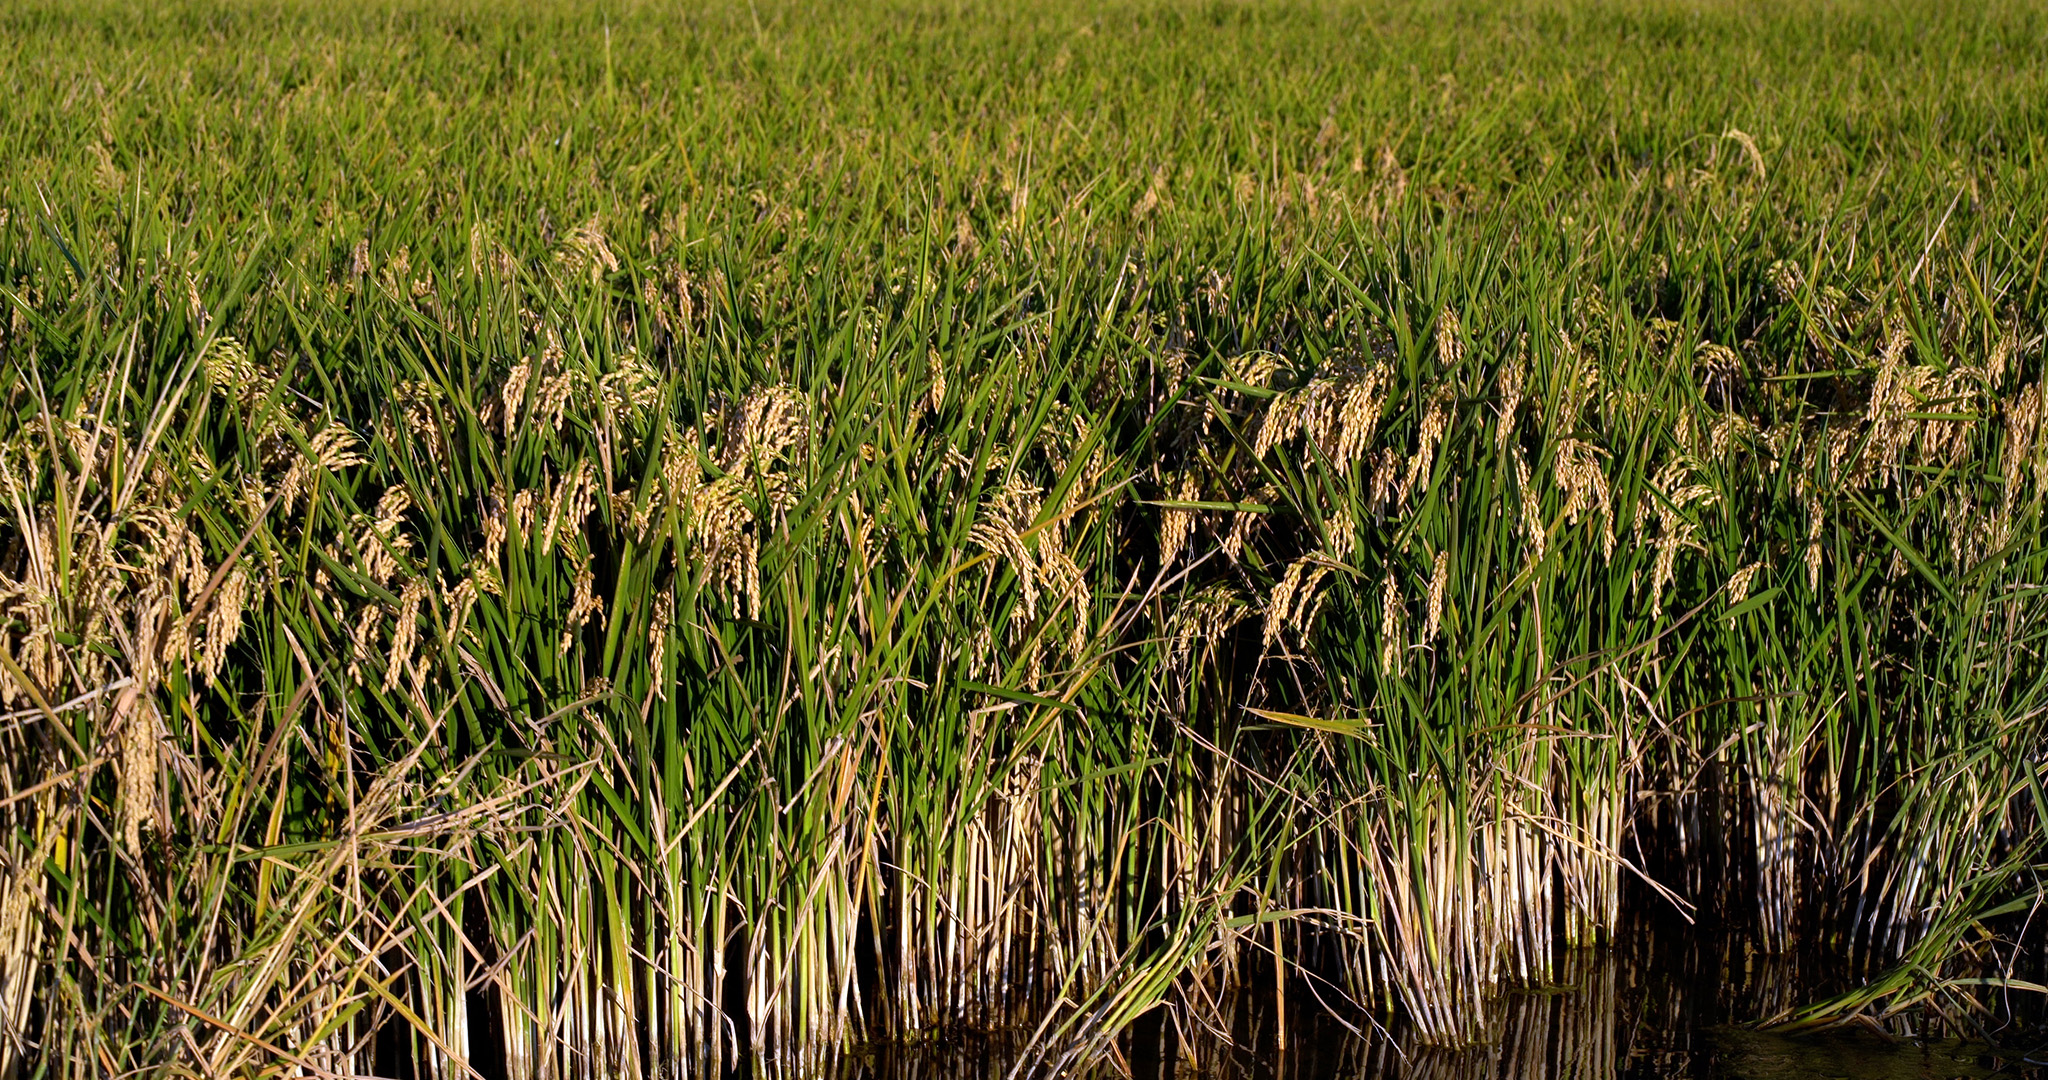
left=2, top=0, right=2045, bottom=1075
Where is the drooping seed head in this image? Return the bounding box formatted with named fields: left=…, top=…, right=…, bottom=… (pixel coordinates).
left=1379, top=570, right=1404, bottom=671
left=1496, top=336, right=1527, bottom=455
left=1436, top=307, right=1464, bottom=367
left=1424, top=549, right=1449, bottom=643
left=1727, top=561, right=1762, bottom=606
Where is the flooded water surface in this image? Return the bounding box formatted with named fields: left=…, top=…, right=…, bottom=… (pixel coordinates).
left=852, top=926, right=2047, bottom=1080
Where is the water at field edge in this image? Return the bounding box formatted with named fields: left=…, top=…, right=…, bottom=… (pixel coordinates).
left=847, top=919, right=2048, bottom=1080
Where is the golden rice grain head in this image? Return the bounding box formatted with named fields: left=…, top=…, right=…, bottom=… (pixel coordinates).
left=230, top=470, right=272, bottom=524
left=1231, top=352, right=1283, bottom=390
left=1222, top=505, right=1258, bottom=564
left=1695, top=342, right=1740, bottom=403
left=447, top=575, right=479, bottom=636
left=0, top=603, right=43, bottom=709
left=1167, top=584, right=1248, bottom=680
left=1553, top=438, right=1613, bottom=548
left=1262, top=556, right=1330, bottom=649
left=20, top=625, right=61, bottom=709
left=726, top=385, right=813, bottom=475
left=1766, top=259, right=1804, bottom=303
left=509, top=489, right=536, bottom=536
left=1379, top=570, right=1404, bottom=671
left=1435, top=307, right=1464, bottom=367
left=155, top=591, right=194, bottom=672
left=1876, top=321, right=1913, bottom=375
left=1707, top=413, right=1752, bottom=460
left=1332, top=363, right=1391, bottom=470
left=1294, top=562, right=1335, bottom=640
left=760, top=470, right=804, bottom=533
left=1370, top=447, right=1401, bottom=513
left=116, top=686, right=159, bottom=854
left=500, top=359, right=533, bottom=438
left=1723, top=129, right=1765, bottom=179
left=1649, top=522, right=1700, bottom=620
left=693, top=477, right=761, bottom=617
left=1647, top=461, right=1689, bottom=514
left=373, top=484, right=412, bottom=535
left=1041, top=545, right=1093, bottom=656
left=196, top=567, right=249, bottom=686
left=1805, top=496, right=1825, bottom=591
left=596, top=354, right=661, bottom=419
left=276, top=448, right=323, bottom=517
left=1424, top=549, right=1449, bottom=643
left=1668, top=408, right=1702, bottom=458
left=538, top=465, right=584, bottom=557
left=567, top=549, right=601, bottom=632
left=343, top=605, right=377, bottom=686
left=1158, top=472, right=1201, bottom=570
left=383, top=578, right=427, bottom=692
left=1496, top=336, right=1527, bottom=454
left=640, top=274, right=673, bottom=333
left=648, top=597, right=673, bottom=699
left=1873, top=363, right=1934, bottom=473
left=1310, top=380, right=1349, bottom=462
left=392, top=380, right=445, bottom=460
left=741, top=531, right=762, bottom=619
left=2003, top=384, right=2043, bottom=496
left=1513, top=448, right=1545, bottom=567
left=1824, top=426, right=1857, bottom=480
left=1199, top=268, right=1234, bottom=312
left=1938, top=367, right=1985, bottom=451
left=1325, top=511, right=1357, bottom=562
left=1725, top=561, right=1764, bottom=625
left=1989, top=331, right=2016, bottom=389
left=1399, top=385, right=1453, bottom=503
left=310, top=424, right=368, bottom=477
left=200, top=335, right=257, bottom=398
left=564, top=216, right=621, bottom=284
left=376, top=245, right=414, bottom=302
left=1261, top=558, right=1305, bottom=650
left=1254, top=388, right=1304, bottom=458
left=0, top=838, right=37, bottom=965
left=58, top=419, right=102, bottom=476
left=481, top=488, right=508, bottom=567
left=928, top=349, right=947, bottom=414
left=1667, top=483, right=1719, bottom=513
left=536, top=367, right=577, bottom=434
left=359, top=527, right=407, bottom=591
left=969, top=517, right=1040, bottom=623
left=1233, top=171, right=1256, bottom=206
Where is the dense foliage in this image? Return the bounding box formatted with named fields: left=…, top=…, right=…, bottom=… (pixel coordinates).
left=2, top=0, right=2045, bottom=1075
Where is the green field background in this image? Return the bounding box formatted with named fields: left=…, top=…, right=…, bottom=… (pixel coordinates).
left=1, top=0, right=2045, bottom=1075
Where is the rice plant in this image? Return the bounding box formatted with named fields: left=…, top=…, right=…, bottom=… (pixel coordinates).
left=1, top=0, right=2045, bottom=1075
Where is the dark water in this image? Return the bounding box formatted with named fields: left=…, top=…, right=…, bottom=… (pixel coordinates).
left=853, top=927, right=2048, bottom=1080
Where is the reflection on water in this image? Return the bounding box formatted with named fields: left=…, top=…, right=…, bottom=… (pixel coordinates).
left=1687, top=1029, right=2012, bottom=1080
left=849, top=926, right=2047, bottom=1080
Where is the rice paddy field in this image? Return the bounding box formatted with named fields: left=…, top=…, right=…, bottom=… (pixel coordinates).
left=2, top=0, right=2047, bottom=1075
